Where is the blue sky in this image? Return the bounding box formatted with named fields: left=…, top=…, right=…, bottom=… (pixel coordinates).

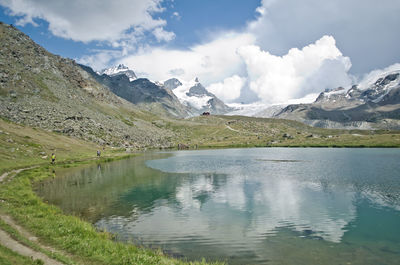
left=1, top=0, right=399, bottom=104
left=0, top=1, right=261, bottom=60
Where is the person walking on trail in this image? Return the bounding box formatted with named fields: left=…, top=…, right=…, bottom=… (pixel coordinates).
left=97, top=150, right=101, bottom=157
left=51, top=153, right=56, bottom=164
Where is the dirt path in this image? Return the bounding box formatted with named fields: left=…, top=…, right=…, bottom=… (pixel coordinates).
left=225, top=125, right=241, bottom=133
left=0, top=167, right=65, bottom=265
left=0, top=228, right=63, bottom=265
left=225, top=124, right=258, bottom=135
left=0, top=166, right=38, bottom=183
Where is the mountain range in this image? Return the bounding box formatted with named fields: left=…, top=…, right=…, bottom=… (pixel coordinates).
left=94, top=62, right=400, bottom=130
left=84, top=65, right=232, bottom=117
left=272, top=71, right=400, bottom=129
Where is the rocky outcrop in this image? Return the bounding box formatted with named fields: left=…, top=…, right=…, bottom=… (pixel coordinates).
left=163, top=78, right=182, bottom=90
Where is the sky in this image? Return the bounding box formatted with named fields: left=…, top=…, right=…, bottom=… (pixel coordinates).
left=0, top=0, right=399, bottom=105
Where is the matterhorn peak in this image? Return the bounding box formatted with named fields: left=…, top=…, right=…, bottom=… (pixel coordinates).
left=99, top=64, right=137, bottom=82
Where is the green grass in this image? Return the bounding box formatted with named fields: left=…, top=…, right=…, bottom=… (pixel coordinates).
left=0, top=118, right=122, bottom=175
left=167, top=115, right=400, bottom=149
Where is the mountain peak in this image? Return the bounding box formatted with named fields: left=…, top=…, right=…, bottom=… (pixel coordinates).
left=98, top=64, right=137, bottom=81
left=163, top=78, right=182, bottom=90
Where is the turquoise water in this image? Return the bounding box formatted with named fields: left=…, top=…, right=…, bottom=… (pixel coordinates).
left=36, top=148, right=400, bottom=264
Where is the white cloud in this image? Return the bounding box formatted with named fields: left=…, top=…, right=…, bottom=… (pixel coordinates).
left=78, top=50, right=121, bottom=72
left=153, top=27, right=175, bottom=42
left=172, top=11, right=181, bottom=20
left=237, top=35, right=353, bottom=104
left=0, top=0, right=173, bottom=44
left=207, top=75, right=245, bottom=102
left=120, top=32, right=255, bottom=84
left=248, top=0, right=400, bottom=74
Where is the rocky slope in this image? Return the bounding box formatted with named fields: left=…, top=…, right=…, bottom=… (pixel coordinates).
left=275, top=72, right=400, bottom=129
left=81, top=65, right=194, bottom=117
left=166, top=77, right=233, bottom=115
left=0, top=22, right=174, bottom=148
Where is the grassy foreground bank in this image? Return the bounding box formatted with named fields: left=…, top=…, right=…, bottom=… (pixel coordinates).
left=0, top=159, right=223, bottom=265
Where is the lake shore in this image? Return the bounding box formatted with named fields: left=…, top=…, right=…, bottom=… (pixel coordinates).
left=0, top=153, right=227, bottom=265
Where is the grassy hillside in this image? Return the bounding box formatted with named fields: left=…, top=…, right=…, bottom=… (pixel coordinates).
left=0, top=118, right=103, bottom=174
left=167, top=115, right=400, bottom=148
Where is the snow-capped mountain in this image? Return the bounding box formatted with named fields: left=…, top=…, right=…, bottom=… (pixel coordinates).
left=164, top=77, right=232, bottom=114
left=98, top=64, right=137, bottom=81
left=82, top=65, right=193, bottom=117
left=274, top=70, right=400, bottom=129
left=314, top=71, right=400, bottom=105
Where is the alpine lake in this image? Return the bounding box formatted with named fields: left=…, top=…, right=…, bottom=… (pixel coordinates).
left=35, top=148, right=400, bottom=264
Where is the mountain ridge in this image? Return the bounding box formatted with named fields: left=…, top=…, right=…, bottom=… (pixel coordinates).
left=274, top=71, right=400, bottom=129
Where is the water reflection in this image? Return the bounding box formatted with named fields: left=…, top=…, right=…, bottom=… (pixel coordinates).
left=36, top=148, right=400, bottom=265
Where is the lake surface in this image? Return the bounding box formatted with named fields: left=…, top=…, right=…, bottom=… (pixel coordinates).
left=36, top=148, right=400, bottom=264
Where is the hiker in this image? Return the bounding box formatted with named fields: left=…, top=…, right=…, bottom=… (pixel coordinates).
left=97, top=150, right=101, bottom=157
left=51, top=153, right=56, bottom=164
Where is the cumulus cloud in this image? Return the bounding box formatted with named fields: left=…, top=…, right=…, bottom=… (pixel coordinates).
left=249, top=0, right=400, bottom=74
left=153, top=27, right=175, bottom=42
left=0, top=0, right=173, bottom=44
left=120, top=32, right=255, bottom=83
left=207, top=75, right=245, bottom=102
left=237, top=36, right=353, bottom=104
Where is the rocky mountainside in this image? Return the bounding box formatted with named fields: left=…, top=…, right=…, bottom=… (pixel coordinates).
left=166, top=77, right=233, bottom=115
left=275, top=72, right=400, bottom=129
left=0, top=22, right=174, bottom=148
left=82, top=65, right=194, bottom=117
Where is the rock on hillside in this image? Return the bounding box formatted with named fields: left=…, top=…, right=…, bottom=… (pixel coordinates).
left=0, top=22, right=174, bottom=148
left=275, top=71, right=400, bottom=129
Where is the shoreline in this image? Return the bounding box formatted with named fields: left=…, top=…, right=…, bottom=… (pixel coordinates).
left=0, top=152, right=225, bottom=265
